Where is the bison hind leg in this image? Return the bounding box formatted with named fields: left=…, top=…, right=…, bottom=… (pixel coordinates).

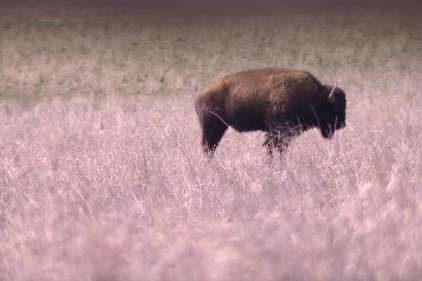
left=200, top=113, right=228, bottom=157
left=263, top=133, right=291, bottom=157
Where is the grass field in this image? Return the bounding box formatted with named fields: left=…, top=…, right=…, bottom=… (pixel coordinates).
left=1, top=3, right=422, bottom=280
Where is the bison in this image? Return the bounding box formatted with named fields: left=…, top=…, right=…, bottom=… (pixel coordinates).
left=195, top=68, right=347, bottom=156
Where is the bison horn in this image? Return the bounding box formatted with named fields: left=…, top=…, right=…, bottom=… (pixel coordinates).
left=329, top=82, right=337, bottom=100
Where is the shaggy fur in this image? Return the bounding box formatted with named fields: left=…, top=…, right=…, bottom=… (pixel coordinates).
left=195, top=68, right=347, bottom=156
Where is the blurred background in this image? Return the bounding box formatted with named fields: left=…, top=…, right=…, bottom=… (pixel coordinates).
left=1, top=0, right=421, bottom=103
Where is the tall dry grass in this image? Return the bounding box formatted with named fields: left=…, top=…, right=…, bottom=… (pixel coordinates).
left=1, top=4, right=422, bottom=281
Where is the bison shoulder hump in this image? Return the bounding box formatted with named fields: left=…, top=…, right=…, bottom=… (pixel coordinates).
left=267, top=71, right=320, bottom=97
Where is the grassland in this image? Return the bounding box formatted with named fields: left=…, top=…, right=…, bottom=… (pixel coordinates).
left=1, top=3, right=422, bottom=280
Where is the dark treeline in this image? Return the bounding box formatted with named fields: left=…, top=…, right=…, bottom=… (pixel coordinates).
left=1, top=0, right=421, bottom=15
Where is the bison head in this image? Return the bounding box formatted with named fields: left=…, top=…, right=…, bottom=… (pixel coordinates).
left=318, top=84, right=347, bottom=139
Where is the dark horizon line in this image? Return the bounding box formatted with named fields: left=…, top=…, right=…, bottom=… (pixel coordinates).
left=2, top=0, right=422, bottom=12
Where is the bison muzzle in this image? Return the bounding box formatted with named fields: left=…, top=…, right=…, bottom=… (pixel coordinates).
left=195, top=68, right=347, bottom=156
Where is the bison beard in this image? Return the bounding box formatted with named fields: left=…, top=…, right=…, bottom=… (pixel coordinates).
left=195, top=68, right=347, bottom=157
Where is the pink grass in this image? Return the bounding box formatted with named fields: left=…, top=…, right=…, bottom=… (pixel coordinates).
left=1, top=92, right=422, bottom=280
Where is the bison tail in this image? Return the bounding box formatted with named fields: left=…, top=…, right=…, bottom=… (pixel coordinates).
left=195, top=96, right=207, bottom=129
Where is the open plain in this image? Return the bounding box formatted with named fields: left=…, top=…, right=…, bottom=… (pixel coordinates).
left=1, top=3, right=422, bottom=280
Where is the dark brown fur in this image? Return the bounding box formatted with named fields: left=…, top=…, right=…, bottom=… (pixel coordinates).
left=195, top=68, right=347, bottom=156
